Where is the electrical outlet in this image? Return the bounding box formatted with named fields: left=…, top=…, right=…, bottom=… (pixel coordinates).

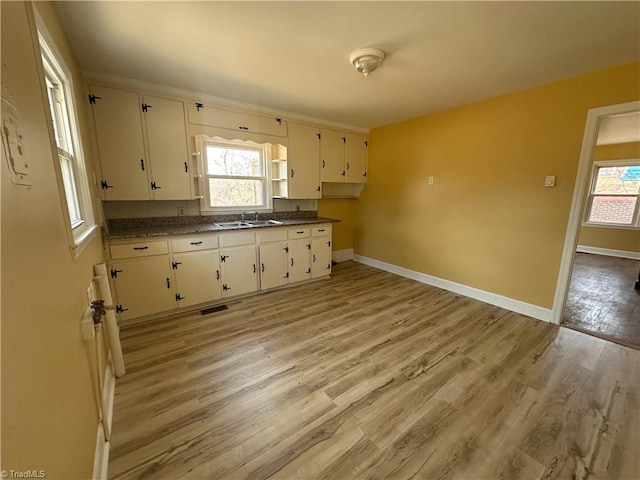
left=178, top=207, right=185, bottom=216
left=428, top=176, right=434, bottom=185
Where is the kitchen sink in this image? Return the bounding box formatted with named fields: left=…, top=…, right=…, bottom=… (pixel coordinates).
left=215, top=221, right=253, bottom=229
left=247, top=220, right=283, bottom=226
left=214, top=219, right=283, bottom=229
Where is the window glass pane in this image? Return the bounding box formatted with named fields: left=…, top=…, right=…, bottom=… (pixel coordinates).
left=588, top=195, right=637, bottom=224
left=206, top=146, right=262, bottom=176
left=60, top=153, right=82, bottom=227
left=208, top=178, right=264, bottom=207
left=593, top=166, right=640, bottom=195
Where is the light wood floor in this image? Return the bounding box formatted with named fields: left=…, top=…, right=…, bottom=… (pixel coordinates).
left=109, top=261, right=640, bottom=480
left=563, top=252, right=640, bottom=347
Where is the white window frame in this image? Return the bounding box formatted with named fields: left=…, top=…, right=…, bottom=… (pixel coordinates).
left=37, top=23, right=97, bottom=257
left=582, top=158, right=640, bottom=229
left=198, top=136, right=273, bottom=214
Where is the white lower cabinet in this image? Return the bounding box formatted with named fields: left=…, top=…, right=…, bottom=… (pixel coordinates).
left=111, top=256, right=175, bottom=321
left=172, top=250, right=221, bottom=308
left=289, top=238, right=312, bottom=282
left=259, top=242, right=290, bottom=290
left=220, top=245, right=258, bottom=297
left=311, top=236, right=332, bottom=278
left=109, top=224, right=332, bottom=321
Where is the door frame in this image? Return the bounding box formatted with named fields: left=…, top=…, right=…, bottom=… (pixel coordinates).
left=550, top=100, right=640, bottom=325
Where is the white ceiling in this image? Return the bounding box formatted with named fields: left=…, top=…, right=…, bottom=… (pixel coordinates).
left=53, top=1, right=640, bottom=129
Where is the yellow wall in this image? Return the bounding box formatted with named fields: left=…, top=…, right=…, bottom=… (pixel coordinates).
left=1, top=2, right=106, bottom=477
left=356, top=62, right=640, bottom=308
left=578, top=142, right=640, bottom=252
left=318, top=199, right=356, bottom=251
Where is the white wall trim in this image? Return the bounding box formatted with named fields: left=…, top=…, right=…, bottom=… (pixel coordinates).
left=551, top=100, right=640, bottom=325
left=82, top=70, right=370, bottom=134
left=92, top=361, right=115, bottom=480
left=332, top=248, right=353, bottom=263
left=576, top=245, right=640, bottom=260
left=353, top=255, right=552, bottom=322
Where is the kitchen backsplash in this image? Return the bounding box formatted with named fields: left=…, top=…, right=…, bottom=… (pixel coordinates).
left=101, top=199, right=318, bottom=219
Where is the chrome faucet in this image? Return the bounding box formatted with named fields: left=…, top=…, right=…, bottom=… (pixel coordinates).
left=241, top=211, right=259, bottom=222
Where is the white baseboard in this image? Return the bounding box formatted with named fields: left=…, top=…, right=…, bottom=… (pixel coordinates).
left=93, top=361, right=116, bottom=480
left=353, top=255, right=552, bottom=322
left=576, top=245, right=640, bottom=260
left=332, top=248, right=354, bottom=263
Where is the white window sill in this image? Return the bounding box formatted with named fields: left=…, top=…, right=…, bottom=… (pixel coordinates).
left=70, top=223, right=99, bottom=259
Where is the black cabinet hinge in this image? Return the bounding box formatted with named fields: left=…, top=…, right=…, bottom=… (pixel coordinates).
left=341, top=137, right=346, bottom=143
left=195, top=102, right=204, bottom=111
left=88, top=94, right=101, bottom=104
left=172, top=261, right=182, bottom=270
left=175, top=293, right=185, bottom=301
left=364, top=141, right=368, bottom=147
left=150, top=181, right=161, bottom=190
left=223, top=284, right=230, bottom=291
left=220, top=255, right=228, bottom=262
left=110, top=269, right=122, bottom=278
left=316, top=133, right=321, bottom=139
left=141, top=103, right=152, bottom=113
left=115, top=305, right=128, bottom=314
left=101, top=180, right=113, bottom=190
left=275, top=118, right=282, bottom=125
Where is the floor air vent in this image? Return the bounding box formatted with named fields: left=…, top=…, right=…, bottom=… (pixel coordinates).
left=200, top=305, right=229, bottom=316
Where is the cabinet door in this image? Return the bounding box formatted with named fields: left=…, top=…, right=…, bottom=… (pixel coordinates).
left=321, top=128, right=346, bottom=183
left=89, top=86, right=149, bottom=200
left=259, top=242, right=289, bottom=290
left=288, top=123, right=321, bottom=199
left=143, top=95, right=192, bottom=200
left=173, top=250, right=221, bottom=308
left=345, top=133, right=368, bottom=183
left=220, top=245, right=258, bottom=297
left=311, top=237, right=332, bottom=278
left=187, top=103, right=287, bottom=137
left=289, top=238, right=311, bottom=283
left=112, top=257, right=174, bottom=320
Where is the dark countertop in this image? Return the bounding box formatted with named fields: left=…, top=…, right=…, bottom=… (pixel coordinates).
left=104, top=217, right=339, bottom=240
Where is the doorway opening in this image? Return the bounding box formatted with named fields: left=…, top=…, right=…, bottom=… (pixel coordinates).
left=552, top=102, right=640, bottom=348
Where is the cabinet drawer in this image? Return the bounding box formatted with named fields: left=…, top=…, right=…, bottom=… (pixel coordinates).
left=312, top=225, right=332, bottom=237
left=257, top=228, right=288, bottom=243
left=289, top=227, right=310, bottom=239
left=110, top=241, right=168, bottom=259
left=172, top=235, right=218, bottom=253
left=219, top=230, right=256, bottom=247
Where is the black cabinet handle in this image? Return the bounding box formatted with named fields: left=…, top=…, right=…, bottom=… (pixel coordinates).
left=291, top=258, right=294, bottom=267
left=140, top=159, right=145, bottom=171
left=313, top=254, right=316, bottom=263
left=216, top=270, right=220, bottom=280
left=322, top=160, right=325, bottom=168
left=346, top=162, right=350, bottom=170
left=316, top=186, right=321, bottom=191
left=184, top=161, right=188, bottom=173
left=297, top=231, right=304, bottom=234
left=291, top=169, right=294, bottom=178
left=261, top=263, right=265, bottom=273
left=253, top=264, right=256, bottom=274
left=238, top=126, right=249, bottom=131
left=318, top=229, right=325, bottom=232
left=166, top=278, right=171, bottom=289
left=133, top=246, right=148, bottom=250
left=190, top=241, right=203, bottom=245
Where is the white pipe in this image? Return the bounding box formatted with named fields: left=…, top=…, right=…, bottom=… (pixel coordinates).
left=93, top=263, right=126, bottom=377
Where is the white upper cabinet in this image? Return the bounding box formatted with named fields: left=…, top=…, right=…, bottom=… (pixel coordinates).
left=142, top=95, right=192, bottom=200
left=345, top=133, right=368, bottom=183
left=89, top=85, right=149, bottom=200
left=320, top=128, right=346, bottom=183
left=321, top=129, right=368, bottom=184
left=187, top=102, right=287, bottom=137
left=89, top=86, right=193, bottom=201
left=287, top=122, right=322, bottom=199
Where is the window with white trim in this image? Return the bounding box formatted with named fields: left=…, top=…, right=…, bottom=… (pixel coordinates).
left=38, top=30, right=97, bottom=255
left=200, top=137, right=272, bottom=212
left=584, top=159, right=640, bottom=228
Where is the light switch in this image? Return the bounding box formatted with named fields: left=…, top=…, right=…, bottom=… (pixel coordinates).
left=428, top=176, right=434, bottom=185
left=545, top=175, right=556, bottom=187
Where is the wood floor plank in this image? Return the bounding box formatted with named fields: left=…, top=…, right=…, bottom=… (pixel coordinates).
left=108, top=261, right=640, bottom=480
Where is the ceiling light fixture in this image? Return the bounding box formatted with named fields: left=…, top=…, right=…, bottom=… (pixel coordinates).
left=350, top=48, right=385, bottom=78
